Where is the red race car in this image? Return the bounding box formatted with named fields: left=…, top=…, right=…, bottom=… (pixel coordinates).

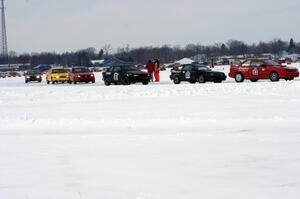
left=229, top=59, right=299, bottom=82
left=68, top=67, right=95, bottom=84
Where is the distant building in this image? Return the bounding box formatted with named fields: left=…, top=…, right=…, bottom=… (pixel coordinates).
left=94, top=57, right=134, bottom=67
left=90, top=59, right=105, bottom=66
left=0, top=63, right=30, bottom=72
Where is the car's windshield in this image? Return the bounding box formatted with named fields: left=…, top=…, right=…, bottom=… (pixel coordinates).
left=195, top=65, right=211, bottom=71
left=27, top=70, right=39, bottom=75
left=264, top=60, right=281, bottom=66
left=73, top=68, right=89, bottom=73
left=52, top=69, right=67, bottom=74
left=122, top=66, right=138, bottom=71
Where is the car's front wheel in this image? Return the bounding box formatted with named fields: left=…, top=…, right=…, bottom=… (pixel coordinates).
left=173, top=76, right=181, bottom=84
left=198, top=75, right=206, bottom=83
left=235, top=73, right=244, bottom=83
left=250, top=79, right=258, bottom=82
left=214, top=80, right=222, bottom=83
left=104, top=78, right=111, bottom=86
left=142, top=80, right=149, bottom=85
left=269, top=72, right=279, bottom=82
left=122, top=76, right=130, bottom=85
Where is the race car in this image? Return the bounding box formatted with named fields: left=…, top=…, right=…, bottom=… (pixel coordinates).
left=229, top=59, right=299, bottom=82
left=102, top=65, right=150, bottom=86
left=170, top=64, right=227, bottom=84
left=68, top=67, right=95, bottom=84
left=25, top=70, right=42, bottom=83
left=46, top=68, right=69, bottom=84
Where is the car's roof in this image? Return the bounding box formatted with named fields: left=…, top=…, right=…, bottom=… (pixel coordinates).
left=247, top=58, right=269, bottom=61
left=51, top=67, right=65, bottom=70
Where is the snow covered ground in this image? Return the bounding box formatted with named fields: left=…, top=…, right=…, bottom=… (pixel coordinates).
left=1, top=64, right=300, bottom=199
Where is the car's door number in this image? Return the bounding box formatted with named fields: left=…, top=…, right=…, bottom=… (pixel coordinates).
left=252, top=68, right=259, bottom=76
left=185, top=71, right=191, bottom=79
left=113, top=73, right=119, bottom=81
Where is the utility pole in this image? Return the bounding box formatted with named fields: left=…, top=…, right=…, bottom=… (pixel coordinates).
left=0, top=0, right=8, bottom=65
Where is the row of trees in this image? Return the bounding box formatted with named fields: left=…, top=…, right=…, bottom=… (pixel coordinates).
left=4, top=38, right=300, bottom=67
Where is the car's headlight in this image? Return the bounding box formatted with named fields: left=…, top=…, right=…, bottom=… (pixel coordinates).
left=36, top=75, right=41, bottom=78
left=91, top=74, right=94, bottom=77
left=56, top=76, right=59, bottom=78
left=26, top=76, right=30, bottom=79
left=77, top=75, right=81, bottom=78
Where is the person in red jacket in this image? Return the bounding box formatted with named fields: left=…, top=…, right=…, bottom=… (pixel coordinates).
left=154, top=59, right=160, bottom=82
left=146, top=60, right=154, bottom=82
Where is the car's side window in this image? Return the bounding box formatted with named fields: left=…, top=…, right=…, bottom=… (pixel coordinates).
left=242, top=60, right=251, bottom=67
left=113, top=66, right=121, bottom=72
left=106, top=67, right=113, bottom=72
left=182, top=65, right=192, bottom=71
left=251, top=61, right=263, bottom=67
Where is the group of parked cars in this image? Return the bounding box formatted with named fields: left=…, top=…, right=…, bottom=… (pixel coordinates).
left=0, top=71, right=22, bottom=78
left=22, top=58, right=300, bottom=85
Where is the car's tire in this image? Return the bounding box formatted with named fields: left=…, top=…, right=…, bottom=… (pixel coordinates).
left=47, top=80, right=50, bottom=84
left=92, top=80, right=95, bottom=84
left=235, top=73, right=244, bottom=83
left=198, top=75, right=206, bottom=83
left=52, top=81, right=55, bottom=84
left=285, top=77, right=294, bottom=81
left=214, top=80, right=222, bottom=83
left=74, top=81, right=77, bottom=84
left=122, top=76, right=130, bottom=85
left=68, top=80, right=72, bottom=84
left=173, top=76, right=181, bottom=84
left=190, top=80, right=196, bottom=84
left=269, top=72, right=279, bottom=82
left=250, top=79, right=258, bottom=82
left=142, top=80, right=149, bottom=85
left=25, top=80, right=28, bottom=83
left=104, top=78, right=111, bottom=86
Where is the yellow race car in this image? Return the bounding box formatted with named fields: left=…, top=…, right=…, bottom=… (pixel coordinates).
left=46, top=68, right=70, bottom=84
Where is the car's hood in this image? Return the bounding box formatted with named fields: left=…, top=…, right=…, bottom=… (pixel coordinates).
left=285, top=67, right=298, bottom=71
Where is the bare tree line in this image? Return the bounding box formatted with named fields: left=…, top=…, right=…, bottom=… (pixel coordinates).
left=3, top=38, right=299, bottom=67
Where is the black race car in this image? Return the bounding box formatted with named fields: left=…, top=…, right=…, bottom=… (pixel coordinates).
left=102, top=65, right=150, bottom=86
left=25, top=70, right=42, bottom=83
left=170, top=64, right=227, bottom=84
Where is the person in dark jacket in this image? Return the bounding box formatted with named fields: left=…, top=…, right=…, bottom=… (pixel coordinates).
left=146, top=60, right=154, bottom=82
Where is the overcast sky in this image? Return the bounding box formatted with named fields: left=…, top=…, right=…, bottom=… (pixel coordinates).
left=6, top=0, right=300, bottom=53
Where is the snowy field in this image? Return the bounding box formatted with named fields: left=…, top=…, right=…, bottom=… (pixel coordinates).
left=1, top=64, right=300, bottom=199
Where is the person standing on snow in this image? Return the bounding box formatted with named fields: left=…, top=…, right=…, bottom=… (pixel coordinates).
left=146, top=60, right=154, bottom=82
left=154, top=59, right=160, bottom=82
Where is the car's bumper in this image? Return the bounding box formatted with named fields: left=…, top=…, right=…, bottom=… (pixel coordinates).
left=74, top=76, right=95, bottom=82
left=285, top=71, right=299, bottom=78
left=131, top=76, right=150, bottom=82
left=51, top=77, right=69, bottom=81
left=26, top=76, right=42, bottom=81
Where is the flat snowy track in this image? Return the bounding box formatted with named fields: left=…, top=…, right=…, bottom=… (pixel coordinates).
left=0, top=65, right=300, bottom=199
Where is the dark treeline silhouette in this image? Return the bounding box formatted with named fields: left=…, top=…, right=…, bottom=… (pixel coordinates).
left=4, top=39, right=300, bottom=67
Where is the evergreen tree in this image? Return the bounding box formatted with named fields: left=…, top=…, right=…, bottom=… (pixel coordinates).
left=288, top=38, right=296, bottom=53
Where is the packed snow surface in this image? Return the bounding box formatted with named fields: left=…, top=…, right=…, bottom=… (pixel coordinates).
left=0, top=64, right=300, bottom=199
